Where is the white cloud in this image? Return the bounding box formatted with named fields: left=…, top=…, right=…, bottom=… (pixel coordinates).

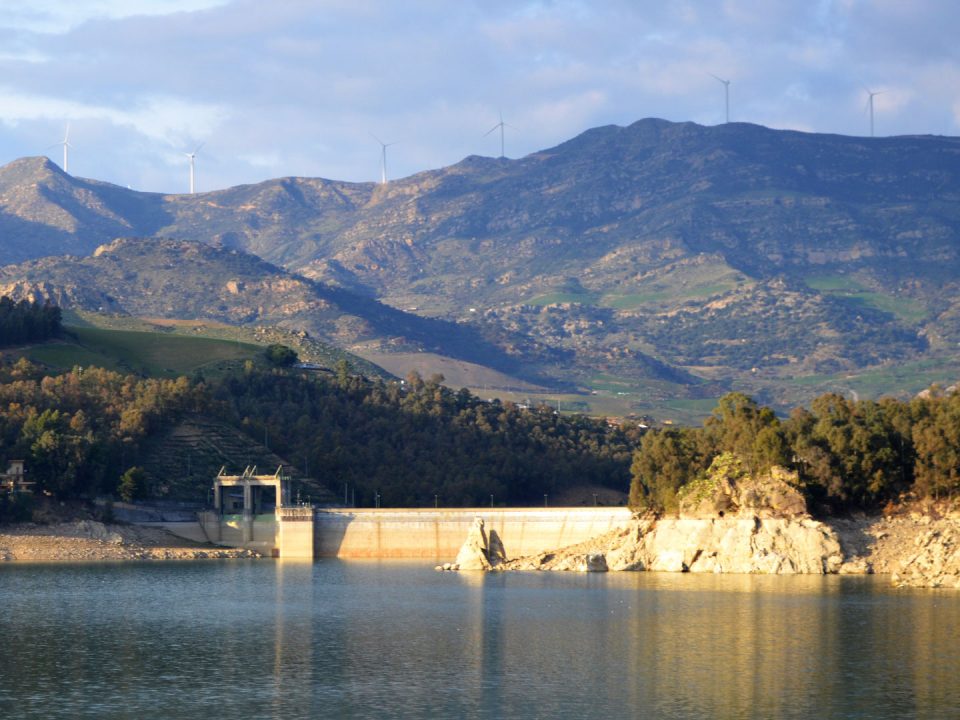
left=0, top=0, right=230, bottom=33
left=0, top=0, right=958, bottom=192
left=0, top=88, right=228, bottom=145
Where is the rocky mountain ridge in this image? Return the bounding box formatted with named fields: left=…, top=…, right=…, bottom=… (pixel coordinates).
left=2, top=119, right=960, bottom=403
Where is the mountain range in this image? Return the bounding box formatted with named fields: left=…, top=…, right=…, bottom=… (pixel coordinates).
left=2, top=118, right=960, bottom=411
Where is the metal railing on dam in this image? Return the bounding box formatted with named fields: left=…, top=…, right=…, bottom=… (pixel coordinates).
left=314, top=507, right=633, bottom=559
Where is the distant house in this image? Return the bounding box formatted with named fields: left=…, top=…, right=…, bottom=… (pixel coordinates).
left=0, top=460, right=34, bottom=494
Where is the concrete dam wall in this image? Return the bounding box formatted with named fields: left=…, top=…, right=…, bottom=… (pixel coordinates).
left=315, top=507, right=633, bottom=559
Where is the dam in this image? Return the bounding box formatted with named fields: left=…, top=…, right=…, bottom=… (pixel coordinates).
left=169, top=506, right=633, bottom=560
left=146, top=467, right=633, bottom=560
left=313, top=507, right=632, bottom=559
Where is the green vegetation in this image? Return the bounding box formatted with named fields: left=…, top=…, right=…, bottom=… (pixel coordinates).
left=630, top=389, right=960, bottom=516
left=0, top=358, right=206, bottom=501
left=804, top=274, right=928, bottom=324
left=527, top=292, right=597, bottom=307
left=602, top=262, right=748, bottom=311
left=65, top=310, right=386, bottom=379
left=0, top=297, right=61, bottom=347
left=804, top=275, right=868, bottom=293
left=215, top=367, right=645, bottom=507
left=0, top=355, right=645, bottom=509
left=27, top=326, right=261, bottom=377
left=117, top=467, right=147, bottom=502
left=840, top=292, right=928, bottom=324
left=264, top=344, right=298, bottom=367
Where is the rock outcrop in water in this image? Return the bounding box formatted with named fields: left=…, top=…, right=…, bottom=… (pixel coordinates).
left=437, top=517, right=507, bottom=571
left=441, top=469, right=959, bottom=586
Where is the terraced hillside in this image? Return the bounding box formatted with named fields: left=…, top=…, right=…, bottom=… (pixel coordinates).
left=138, top=416, right=337, bottom=504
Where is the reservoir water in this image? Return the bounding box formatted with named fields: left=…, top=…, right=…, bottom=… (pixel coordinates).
left=1, top=561, right=958, bottom=719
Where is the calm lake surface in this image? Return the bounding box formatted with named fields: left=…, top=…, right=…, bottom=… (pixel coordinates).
left=1, top=561, right=958, bottom=719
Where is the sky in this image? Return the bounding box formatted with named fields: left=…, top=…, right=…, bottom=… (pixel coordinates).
left=0, top=0, right=958, bottom=194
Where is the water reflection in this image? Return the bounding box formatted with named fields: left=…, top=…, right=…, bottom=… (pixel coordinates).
left=1, top=564, right=959, bottom=719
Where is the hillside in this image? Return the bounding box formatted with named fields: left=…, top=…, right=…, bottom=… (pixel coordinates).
left=0, top=238, right=565, bottom=387
left=1, top=119, right=960, bottom=410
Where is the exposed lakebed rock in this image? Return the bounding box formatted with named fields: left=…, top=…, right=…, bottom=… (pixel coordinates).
left=0, top=520, right=260, bottom=562
left=444, top=466, right=960, bottom=587
left=484, top=463, right=843, bottom=575
left=498, top=515, right=842, bottom=575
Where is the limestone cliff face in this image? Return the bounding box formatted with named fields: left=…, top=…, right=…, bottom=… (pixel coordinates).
left=498, top=461, right=842, bottom=575
left=602, top=516, right=842, bottom=574
left=502, top=515, right=842, bottom=575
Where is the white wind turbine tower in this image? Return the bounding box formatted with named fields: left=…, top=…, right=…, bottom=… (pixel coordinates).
left=57, top=122, right=73, bottom=172
left=709, top=73, right=731, bottom=124
left=184, top=143, right=204, bottom=194
left=485, top=111, right=514, bottom=158
left=866, top=89, right=884, bottom=137
left=371, top=134, right=396, bottom=185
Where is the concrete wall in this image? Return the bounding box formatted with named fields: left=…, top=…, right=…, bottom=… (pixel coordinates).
left=185, top=513, right=279, bottom=554
left=146, top=507, right=633, bottom=561
left=315, top=507, right=633, bottom=559
left=142, top=521, right=210, bottom=544
left=278, top=519, right=315, bottom=559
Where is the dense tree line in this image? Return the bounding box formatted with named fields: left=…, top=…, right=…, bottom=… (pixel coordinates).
left=0, top=297, right=61, bottom=346
left=0, top=358, right=206, bottom=509
left=630, top=390, right=960, bottom=515
left=3, top=344, right=960, bottom=518
left=211, top=362, right=644, bottom=507
left=0, top=357, right=642, bottom=510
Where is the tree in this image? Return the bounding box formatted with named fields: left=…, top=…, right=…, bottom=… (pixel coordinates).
left=629, top=428, right=698, bottom=512
left=117, top=467, right=147, bottom=502
left=702, top=392, right=783, bottom=473
left=264, top=344, right=298, bottom=367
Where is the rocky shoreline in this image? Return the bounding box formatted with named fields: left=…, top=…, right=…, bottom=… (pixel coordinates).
left=0, top=520, right=259, bottom=562
left=442, top=511, right=960, bottom=588
left=442, top=466, right=960, bottom=589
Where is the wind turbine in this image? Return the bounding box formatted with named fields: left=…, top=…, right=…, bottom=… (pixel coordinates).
left=485, top=111, right=514, bottom=158
left=57, top=122, right=72, bottom=172
left=184, top=143, right=204, bottom=194
left=866, top=89, right=884, bottom=137
left=371, top=133, right=396, bottom=184
left=709, top=73, right=730, bottom=124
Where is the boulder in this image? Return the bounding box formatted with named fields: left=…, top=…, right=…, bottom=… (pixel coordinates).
left=453, top=517, right=493, bottom=571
